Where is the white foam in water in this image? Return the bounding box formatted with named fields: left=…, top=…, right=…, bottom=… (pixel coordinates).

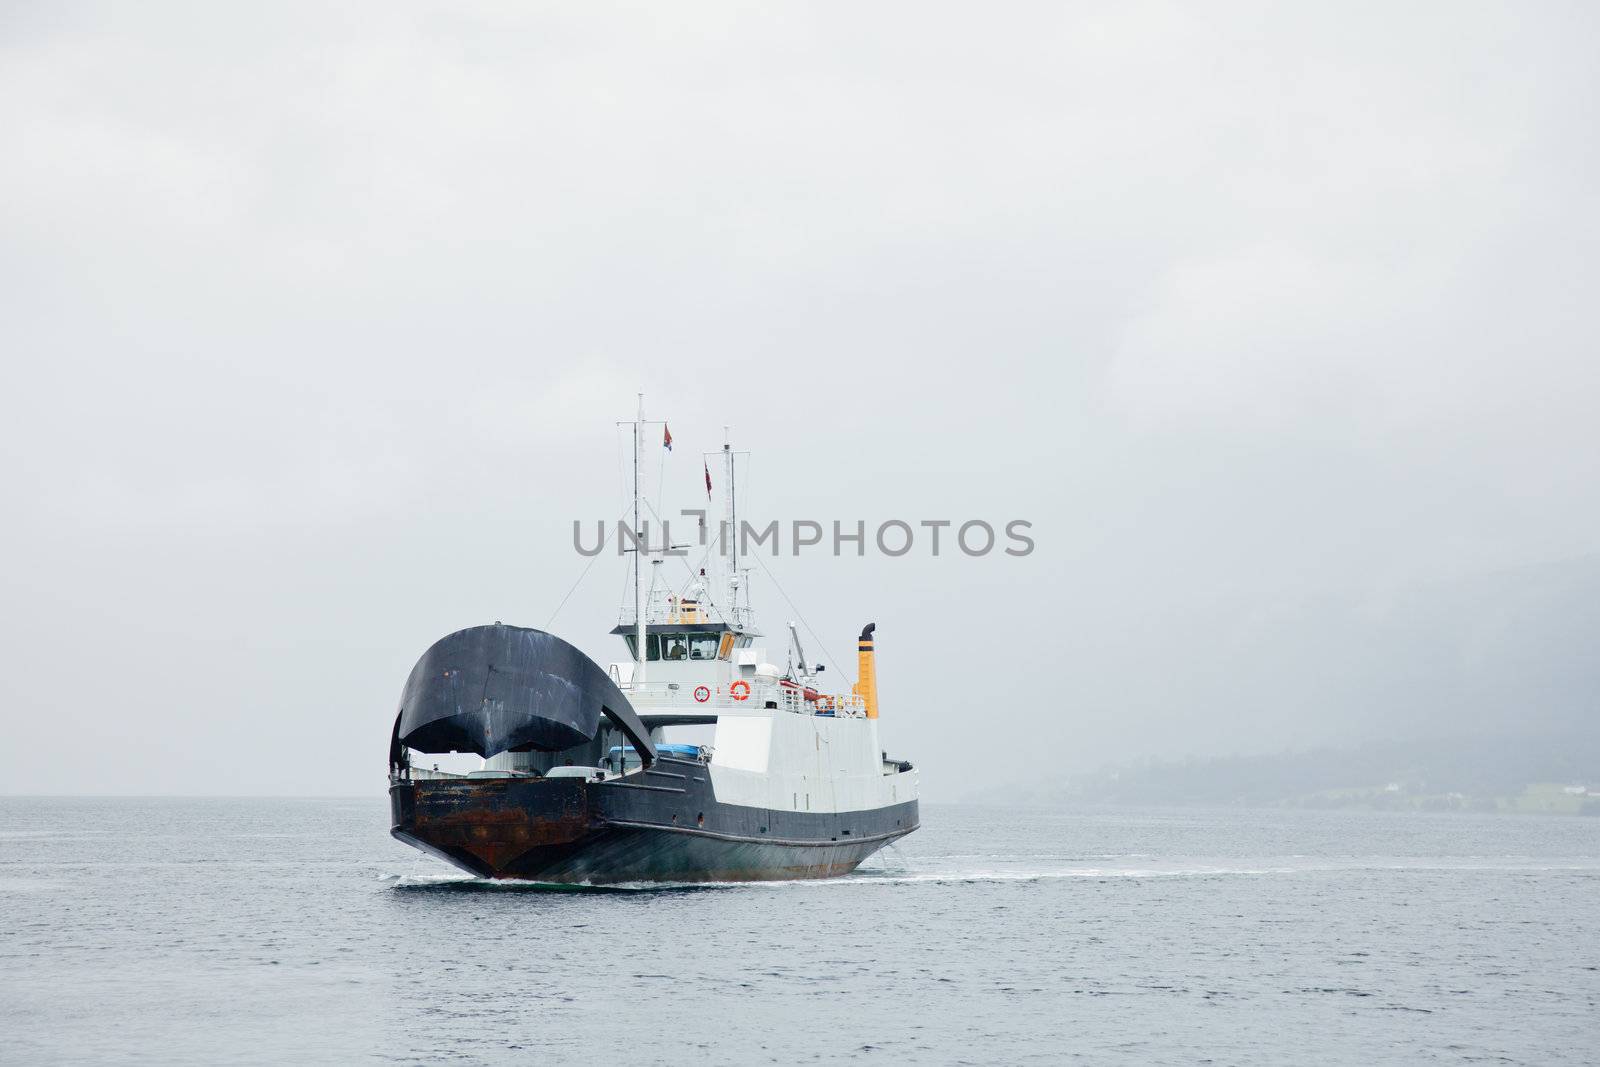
left=0, top=877, right=50, bottom=893
left=379, top=852, right=1600, bottom=894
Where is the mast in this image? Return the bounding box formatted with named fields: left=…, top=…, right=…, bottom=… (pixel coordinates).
left=634, top=393, right=647, bottom=688
left=723, top=426, right=738, bottom=626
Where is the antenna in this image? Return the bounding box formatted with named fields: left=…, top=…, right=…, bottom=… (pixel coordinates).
left=633, top=394, right=646, bottom=688
left=724, top=426, right=739, bottom=627
left=789, top=621, right=810, bottom=680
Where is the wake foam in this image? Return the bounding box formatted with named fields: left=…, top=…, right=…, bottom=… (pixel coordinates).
left=384, top=857, right=1600, bottom=894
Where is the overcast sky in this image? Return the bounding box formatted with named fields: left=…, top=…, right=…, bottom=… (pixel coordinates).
left=3, top=2, right=1597, bottom=797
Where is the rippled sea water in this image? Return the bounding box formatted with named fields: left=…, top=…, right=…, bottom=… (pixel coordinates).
left=2, top=798, right=1596, bottom=1064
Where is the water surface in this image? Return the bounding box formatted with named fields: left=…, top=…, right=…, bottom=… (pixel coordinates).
left=1, top=799, right=1596, bottom=1063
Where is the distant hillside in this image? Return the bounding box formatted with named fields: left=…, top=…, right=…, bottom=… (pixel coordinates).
left=1021, top=732, right=1600, bottom=814
left=1193, top=553, right=1600, bottom=747
left=1339, top=554, right=1600, bottom=739
left=1035, top=552, right=1600, bottom=777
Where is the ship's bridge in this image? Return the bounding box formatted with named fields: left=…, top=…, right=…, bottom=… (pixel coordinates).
left=611, top=595, right=760, bottom=663
left=610, top=622, right=758, bottom=663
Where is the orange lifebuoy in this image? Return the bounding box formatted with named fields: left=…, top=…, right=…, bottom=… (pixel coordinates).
left=729, top=680, right=751, bottom=702
left=693, top=685, right=710, bottom=703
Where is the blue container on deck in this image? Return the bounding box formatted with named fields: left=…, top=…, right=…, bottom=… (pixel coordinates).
left=607, top=743, right=703, bottom=761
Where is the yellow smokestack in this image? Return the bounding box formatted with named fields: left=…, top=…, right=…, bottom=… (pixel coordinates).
left=854, top=622, right=879, bottom=719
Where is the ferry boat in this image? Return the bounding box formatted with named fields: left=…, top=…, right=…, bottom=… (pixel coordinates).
left=386, top=400, right=920, bottom=882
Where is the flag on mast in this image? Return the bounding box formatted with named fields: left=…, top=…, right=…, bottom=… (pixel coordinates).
left=704, top=460, right=712, bottom=497
left=663, top=424, right=673, bottom=451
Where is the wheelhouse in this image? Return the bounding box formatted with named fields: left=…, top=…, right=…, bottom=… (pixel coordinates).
left=610, top=621, right=756, bottom=663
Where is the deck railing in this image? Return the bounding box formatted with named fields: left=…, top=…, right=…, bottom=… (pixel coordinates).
left=616, top=602, right=756, bottom=631
left=624, top=681, right=866, bottom=717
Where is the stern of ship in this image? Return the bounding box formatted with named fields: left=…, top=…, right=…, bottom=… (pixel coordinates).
left=389, top=774, right=599, bottom=879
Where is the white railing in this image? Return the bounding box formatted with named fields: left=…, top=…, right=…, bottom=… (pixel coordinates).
left=616, top=602, right=756, bottom=631
left=625, top=681, right=866, bottom=718
left=395, top=765, right=469, bottom=781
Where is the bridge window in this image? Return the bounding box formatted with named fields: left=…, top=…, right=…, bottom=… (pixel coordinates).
left=626, top=632, right=723, bottom=661
left=624, top=634, right=663, bottom=661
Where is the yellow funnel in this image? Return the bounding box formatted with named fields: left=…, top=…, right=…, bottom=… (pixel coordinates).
left=854, top=622, right=879, bottom=719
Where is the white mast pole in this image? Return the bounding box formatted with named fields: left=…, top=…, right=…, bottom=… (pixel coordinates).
left=723, top=426, right=738, bottom=627
left=635, top=393, right=647, bottom=689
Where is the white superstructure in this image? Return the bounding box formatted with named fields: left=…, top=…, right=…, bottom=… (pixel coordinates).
left=490, top=398, right=918, bottom=818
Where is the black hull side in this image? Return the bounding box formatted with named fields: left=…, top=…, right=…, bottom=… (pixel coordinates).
left=390, top=757, right=920, bottom=883
left=394, top=820, right=905, bottom=883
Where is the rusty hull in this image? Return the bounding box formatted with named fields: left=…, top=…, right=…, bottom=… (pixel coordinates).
left=390, top=776, right=596, bottom=878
